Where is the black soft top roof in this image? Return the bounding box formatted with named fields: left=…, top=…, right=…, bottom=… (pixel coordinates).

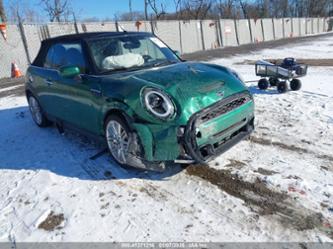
left=33, top=31, right=153, bottom=67
left=42, top=31, right=152, bottom=44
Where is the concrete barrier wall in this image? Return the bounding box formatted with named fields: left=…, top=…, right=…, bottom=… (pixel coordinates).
left=236, top=19, right=251, bottom=44
left=220, top=19, right=238, bottom=47
left=283, top=18, right=292, bottom=38
left=291, top=18, right=300, bottom=37
left=319, top=18, right=324, bottom=32
left=118, top=21, right=151, bottom=32
left=299, top=18, right=307, bottom=36
left=312, top=18, right=318, bottom=34
left=47, top=23, right=76, bottom=37
left=180, top=21, right=203, bottom=53
left=273, top=18, right=284, bottom=39
left=0, top=18, right=331, bottom=79
left=249, top=19, right=264, bottom=43
left=22, top=24, right=43, bottom=62
left=201, top=20, right=219, bottom=50
left=324, top=17, right=333, bottom=32
left=306, top=18, right=312, bottom=34
left=80, top=22, right=116, bottom=32
left=153, top=21, right=182, bottom=52
left=0, top=25, right=29, bottom=78
left=261, top=19, right=274, bottom=41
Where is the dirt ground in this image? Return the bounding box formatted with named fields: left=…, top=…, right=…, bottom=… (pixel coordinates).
left=186, top=165, right=332, bottom=238
left=0, top=77, right=25, bottom=98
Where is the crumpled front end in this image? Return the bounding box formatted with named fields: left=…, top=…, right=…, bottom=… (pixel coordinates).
left=132, top=90, right=254, bottom=165
left=181, top=91, right=254, bottom=163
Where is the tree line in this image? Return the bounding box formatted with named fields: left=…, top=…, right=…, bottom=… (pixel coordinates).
left=142, top=0, right=333, bottom=20
left=0, top=0, right=332, bottom=24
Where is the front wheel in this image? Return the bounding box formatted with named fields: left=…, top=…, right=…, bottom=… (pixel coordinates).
left=105, top=115, right=131, bottom=167
left=28, top=95, right=51, bottom=127
left=105, top=115, right=166, bottom=172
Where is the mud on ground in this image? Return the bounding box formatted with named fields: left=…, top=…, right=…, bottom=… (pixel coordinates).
left=0, top=77, right=25, bottom=98
left=186, top=165, right=333, bottom=238
left=38, top=212, right=65, bottom=231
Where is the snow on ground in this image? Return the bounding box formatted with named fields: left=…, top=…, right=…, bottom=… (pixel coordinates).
left=0, top=35, right=333, bottom=242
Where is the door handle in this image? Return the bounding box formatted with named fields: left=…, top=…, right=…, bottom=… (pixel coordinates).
left=44, top=79, right=53, bottom=85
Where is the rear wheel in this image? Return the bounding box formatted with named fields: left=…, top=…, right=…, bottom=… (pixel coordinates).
left=269, top=77, right=280, bottom=87
left=258, top=78, right=269, bottom=90
left=28, top=95, right=51, bottom=127
left=290, top=79, right=302, bottom=91
left=277, top=81, right=288, bottom=93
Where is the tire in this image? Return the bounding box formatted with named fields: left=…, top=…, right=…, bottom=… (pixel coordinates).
left=269, top=77, right=280, bottom=87
left=105, top=115, right=132, bottom=168
left=277, top=81, right=288, bottom=93
left=290, top=79, right=302, bottom=91
left=258, top=78, right=269, bottom=90
left=28, top=95, right=51, bottom=127
left=105, top=114, right=166, bottom=172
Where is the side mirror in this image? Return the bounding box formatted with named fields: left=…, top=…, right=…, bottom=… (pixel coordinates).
left=59, top=65, right=81, bottom=79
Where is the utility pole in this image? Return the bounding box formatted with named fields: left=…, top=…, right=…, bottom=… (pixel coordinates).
left=129, top=0, right=133, bottom=21
left=0, top=0, right=7, bottom=22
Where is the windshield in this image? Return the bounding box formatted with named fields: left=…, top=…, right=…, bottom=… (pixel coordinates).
left=87, top=35, right=180, bottom=74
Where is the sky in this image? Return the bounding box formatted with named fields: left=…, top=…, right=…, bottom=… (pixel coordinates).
left=3, top=0, right=176, bottom=21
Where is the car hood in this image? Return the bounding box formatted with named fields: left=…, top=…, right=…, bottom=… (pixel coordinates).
left=102, top=62, right=249, bottom=122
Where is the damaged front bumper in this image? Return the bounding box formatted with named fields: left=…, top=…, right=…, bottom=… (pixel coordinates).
left=179, top=91, right=255, bottom=164
left=133, top=91, right=255, bottom=166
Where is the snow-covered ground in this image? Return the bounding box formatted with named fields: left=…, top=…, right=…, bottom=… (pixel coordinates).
left=0, top=35, right=332, bottom=242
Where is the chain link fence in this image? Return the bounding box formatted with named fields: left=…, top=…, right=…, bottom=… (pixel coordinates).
left=0, top=17, right=332, bottom=79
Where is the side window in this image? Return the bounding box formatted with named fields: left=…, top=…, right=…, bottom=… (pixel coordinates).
left=43, top=43, right=87, bottom=73
left=44, top=44, right=66, bottom=69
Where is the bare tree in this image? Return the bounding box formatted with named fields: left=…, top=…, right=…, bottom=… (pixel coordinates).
left=0, top=0, right=6, bottom=22
left=183, top=0, right=213, bottom=19
left=144, top=0, right=148, bottom=20
left=216, top=0, right=235, bottom=18
left=147, top=0, right=166, bottom=19
left=129, top=0, right=133, bottom=21
left=118, top=11, right=146, bottom=21
left=40, top=0, right=72, bottom=22
left=173, top=0, right=182, bottom=18
left=7, top=0, right=43, bottom=23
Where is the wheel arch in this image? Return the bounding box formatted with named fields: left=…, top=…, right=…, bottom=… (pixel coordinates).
left=102, top=106, right=134, bottom=134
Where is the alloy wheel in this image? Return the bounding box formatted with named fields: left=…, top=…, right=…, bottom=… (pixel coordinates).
left=106, top=120, right=130, bottom=164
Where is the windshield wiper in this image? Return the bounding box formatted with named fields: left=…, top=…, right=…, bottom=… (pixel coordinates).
left=100, top=61, right=178, bottom=74
left=101, top=66, right=144, bottom=74
left=153, top=60, right=177, bottom=67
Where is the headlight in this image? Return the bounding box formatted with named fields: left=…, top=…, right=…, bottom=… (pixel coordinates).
left=142, top=88, right=175, bottom=119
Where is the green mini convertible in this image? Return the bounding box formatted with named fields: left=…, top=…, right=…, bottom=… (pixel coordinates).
left=26, top=32, right=254, bottom=171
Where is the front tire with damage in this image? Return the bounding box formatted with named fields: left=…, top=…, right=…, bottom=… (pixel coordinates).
left=105, top=114, right=165, bottom=172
